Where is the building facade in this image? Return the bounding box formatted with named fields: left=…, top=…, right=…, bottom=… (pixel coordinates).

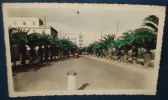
left=8, top=17, right=58, bottom=37
left=60, top=33, right=83, bottom=48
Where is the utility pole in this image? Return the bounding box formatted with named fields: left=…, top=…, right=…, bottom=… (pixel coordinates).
left=116, top=20, right=119, bottom=38
left=101, top=32, right=103, bottom=40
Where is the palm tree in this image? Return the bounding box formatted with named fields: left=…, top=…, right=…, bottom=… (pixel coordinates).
left=87, top=42, right=95, bottom=55
left=46, top=36, right=58, bottom=60
left=27, top=33, right=43, bottom=62
left=10, top=30, right=29, bottom=66
left=43, top=36, right=58, bottom=61
left=122, top=31, right=139, bottom=63
left=92, top=42, right=106, bottom=57
left=57, top=39, right=78, bottom=58
left=113, top=39, right=132, bottom=62
left=36, top=35, right=46, bottom=61
left=101, top=34, right=116, bottom=59
left=133, top=28, right=157, bottom=67
left=137, top=15, right=159, bottom=67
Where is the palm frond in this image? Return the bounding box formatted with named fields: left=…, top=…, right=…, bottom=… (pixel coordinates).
left=101, top=34, right=116, bottom=48
left=143, top=15, right=159, bottom=33
left=143, top=22, right=158, bottom=32
left=144, top=15, right=159, bottom=25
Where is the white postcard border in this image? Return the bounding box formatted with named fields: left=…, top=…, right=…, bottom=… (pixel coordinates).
left=2, top=3, right=166, bottom=97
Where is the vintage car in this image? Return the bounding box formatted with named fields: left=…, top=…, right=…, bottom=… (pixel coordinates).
left=73, top=52, right=79, bottom=58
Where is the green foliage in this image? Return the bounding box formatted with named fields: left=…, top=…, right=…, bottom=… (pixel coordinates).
left=57, top=39, right=78, bottom=51
left=10, top=32, right=28, bottom=46
left=128, top=51, right=132, bottom=57
left=27, top=33, right=60, bottom=48
left=144, top=15, right=159, bottom=25
left=151, top=51, right=155, bottom=60
left=78, top=47, right=87, bottom=54
left=113, top=39, right=132, bottom=51
left=93, top=42, right=104, bottom=51
left=85, top=15, right=158, bottom=56
left=10, top=30, right=78, bottom=53
left=101, top=34, right=116, bottom=49
left=113, top=31, right=134, bottom=51
left=138, top=49, right=145, bottom=59
left=143, top=23, right=158, bottom=32
left=27, top=33, right=43, bottom=47
left=143, top=15, right=159, bottom=32
left=133, top=28, right=157, bottom=51
left=43, top=36, right=58, bottom=45
left=87, top=42, right=106, bottom=53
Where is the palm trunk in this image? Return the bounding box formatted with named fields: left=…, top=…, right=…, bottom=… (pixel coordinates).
left=11, top=44, right=20, bottom=66
left=19, top=42, right=27, bottom=65
left=123, top=50, right=129, bottom=63
left=93, top=51, right=96, bottom=56
left=132, top=47, right=138, bottom=64
left=144, top=50, right=151, bottom=67
left=44, top=45, right=49, bottom=61
left=50, top=45, right=54, bottom=60
left=96, top=51, right=99, bottom=57
left=102, top=50, right=106, bottom=58
left=108, top=48, right=112, bottom=59
left=38, top=45, right=44, bottom=62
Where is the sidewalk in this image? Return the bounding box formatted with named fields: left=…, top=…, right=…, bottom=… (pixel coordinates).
left=86, top=55, right=153, bottom=73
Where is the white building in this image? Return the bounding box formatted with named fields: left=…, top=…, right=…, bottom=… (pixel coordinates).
left=8, top=17, right=42, bottom=28
left=60, top=33, right=83, bottom=48
left=8, top=17, right=58, bottom=37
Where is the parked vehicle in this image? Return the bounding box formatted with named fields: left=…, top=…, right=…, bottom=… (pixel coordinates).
left=73, top=52, right=79, bottom=58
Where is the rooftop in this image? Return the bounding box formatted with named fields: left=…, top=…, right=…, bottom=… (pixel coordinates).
left=8, top=17, right=41, bottom=21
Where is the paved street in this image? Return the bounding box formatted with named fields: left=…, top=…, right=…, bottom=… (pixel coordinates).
left=13, top=55, right=153, bottom=92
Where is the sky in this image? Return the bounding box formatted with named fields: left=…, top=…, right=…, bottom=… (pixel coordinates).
left=7, top=4, right=161, bottom=47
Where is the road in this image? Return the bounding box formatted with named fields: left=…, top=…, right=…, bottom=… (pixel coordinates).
left=13, top=55, right=153, bottom=92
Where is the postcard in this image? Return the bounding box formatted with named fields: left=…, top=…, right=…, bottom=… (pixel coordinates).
left=2, top=3, right=166, bottom=97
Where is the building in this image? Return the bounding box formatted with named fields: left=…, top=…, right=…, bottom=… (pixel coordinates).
left=8, top=17, right=58, bottom=37
left=60, top=33, right=83, bottom=48
left=50, top=26, right=58, bottom=38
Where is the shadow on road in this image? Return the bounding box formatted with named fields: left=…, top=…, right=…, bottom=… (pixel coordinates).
left=12, top=63, right=53, bottom=76
left=12, top=57, right=75, bottom=76
left=77, top=83, right=90, bottom=90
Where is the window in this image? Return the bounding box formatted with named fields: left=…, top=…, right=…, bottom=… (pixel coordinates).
left=33, top=22, right=36, bottom=25
left=23, top=22, right=26, bottom=25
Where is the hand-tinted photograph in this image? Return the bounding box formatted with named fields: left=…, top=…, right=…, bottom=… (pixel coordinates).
left=2, top=3, right=166, bottom=97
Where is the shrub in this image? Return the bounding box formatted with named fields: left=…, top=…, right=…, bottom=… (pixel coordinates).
left=138, top=49, right=145, bottom=59
left=151, top=51, right=155, bottom=60
left=128, top=51, right=132, bottom=57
